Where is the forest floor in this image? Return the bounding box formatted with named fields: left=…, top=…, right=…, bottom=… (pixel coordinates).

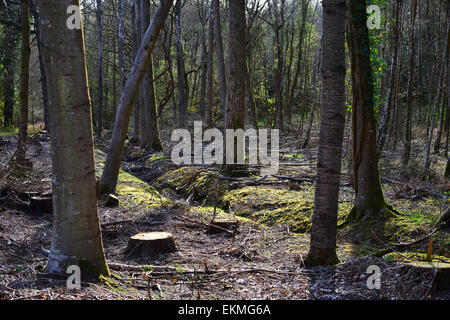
left=0, top=124, right=448, bottom=300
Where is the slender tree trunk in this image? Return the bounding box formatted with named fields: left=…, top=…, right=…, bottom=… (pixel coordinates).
left=246, top=58, right=258, bottom=129
left=423, top=21, right=450, bottom=173
left=271, top=0, right=284, bottom=130
left=118, top=0, right=126, bottom=93
left=198, top=5, right=208, bottom=120
left=96, top=0, right=103, bottom=138
left=30, top=0, right=50, bottom=132
left=376, top=0, right=403, bottom=153
left=17, top=0, right=31, bottom=165
left=175, top=0, right=187, bottom=127
left=1, top=26, right=18, bottom=128
left=38, top=0, right=109, bottom=278
left=305, top=0, right=346, bottom=267
left=206, top=6, right=214, bottom=124
left=402, top=0, right=418, bottom=165
left=287, top=0, right=309, bottom=126
left=141, top=0, right=163, bottom=151
left=130, top=0, right=140, bottom=143
left=100, top=0, right=173, bottom=194
left=212, top=0, right=227, bottom=123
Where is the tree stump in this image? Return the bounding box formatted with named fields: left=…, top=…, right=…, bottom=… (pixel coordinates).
left=30, top=195, right=52, bottom=215
left=405, top=261, right=450, bottom=294
left=207, top=219, right=238, bottom=234
left=126, top=232, right=177, bottom=257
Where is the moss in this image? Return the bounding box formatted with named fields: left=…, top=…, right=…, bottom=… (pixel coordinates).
left=383, top=252, right=449, bottom=263
left=116, top=170, right=171, bottom=211
left=223, top=185, right=351, bottom=233
left=156, top=166, right=227, bottom=204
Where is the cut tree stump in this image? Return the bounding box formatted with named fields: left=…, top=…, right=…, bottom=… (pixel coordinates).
left=126, top=232, right=177, bottom=257
left=405, top=261, right=450, bottom=294
left=207, top=219, right=238, bottom=234
left=30, top=195, right=52, bottom=215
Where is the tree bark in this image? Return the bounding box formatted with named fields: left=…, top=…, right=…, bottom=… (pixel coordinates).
left=224, top=0, right=247, bottom=176
left=38, top=0, right=109, bottom=278
left=423, top=20, right=450, bottom=173
left=402, top=0, right=418, bottom=165
left=141, top=0, right=163, bottom=151
left=305, top=0, right=345, bottom=267
left=96, top=0, right=103, bottom=138
left=212, top=0, right=227, bottom=123
left=347, top=0, right=392, bottom=222
left=206, top=5, right=214, bottom=124
left=17, top=0, right=31, bottom=165
left=175, top=0, right=188, bottom=127
left=376, top=0, right=403, bottom=153
left=130, top=0, right=140, bottom=143
left=30, top=0, right=50, bottom=133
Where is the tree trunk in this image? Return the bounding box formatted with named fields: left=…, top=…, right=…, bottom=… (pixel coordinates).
left=130, top=0, right=140, bottom=143
left=1, top=26, right=18, bottom=128
left=198, top=4, right=208, bottom=120
left=347, top=0, right=394, bottom=221
left=287, top=0, right=309, bottom=127
left=376, top=0, right=403, bottom=153
left=100, top=0, right=173, bottom=194
left=271, top=0, right=284, bottom=130
left=16, top=0, right=31, bottom=165
left=423, top=20, right=450, bottom=174
left=38, top=0, right=109, bottom=278
left=212, top=0, right=227, bottom=123
left=30, top=0, right=50, bottom=133
left=96, top=0, right=103, bottom=138
left=305, top=0, right=346, bottom=267
left=141, top=0, right=163, bottom=151
left=402, top=0, right=418, bottom=165
left=206, top=6, right=214, bottom=124
left=224, top=0, right=247, bottom=176
left=175, top=0, right=188, bottom=127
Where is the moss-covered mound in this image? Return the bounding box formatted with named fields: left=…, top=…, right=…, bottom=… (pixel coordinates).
left=155, top=166, right=229, bottom=204
left=222, top=185, right=351, bottom=233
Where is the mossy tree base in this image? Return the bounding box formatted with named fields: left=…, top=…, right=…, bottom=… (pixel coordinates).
left=343, top=202, right=399, bottom=227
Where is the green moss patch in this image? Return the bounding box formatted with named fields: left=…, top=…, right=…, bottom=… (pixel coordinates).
left=155, top=166, right=228, bottom=204
left=222, top=185, right=351, bottom=233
